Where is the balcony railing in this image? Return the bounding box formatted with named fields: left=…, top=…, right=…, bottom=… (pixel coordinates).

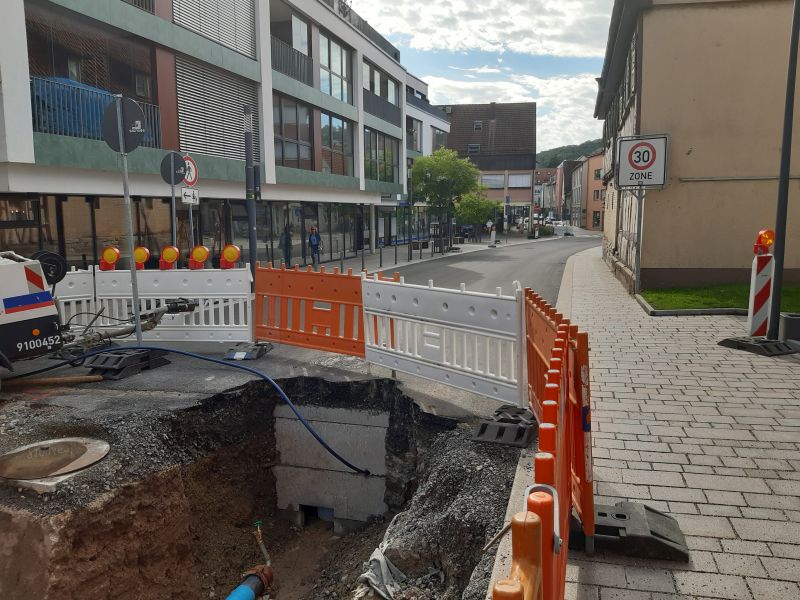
left=320, top=0, right=400, bottom=62
left=271, top=36, right=313, bottom=86
left=363, top=89, right=402, bottom=127
left=405, top=91, right=450, bottom=122
left=30, top=77, right=161, bottom=148
left=121, top=0, right=155, bottom=14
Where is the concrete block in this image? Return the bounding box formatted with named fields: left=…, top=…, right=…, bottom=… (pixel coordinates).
left=273, top=465, right=387, bottom=523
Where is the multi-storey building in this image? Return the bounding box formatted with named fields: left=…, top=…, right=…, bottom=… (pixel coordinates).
left=438, top=102, right=536, bottom=228
left=0, top=0, right=449, bottom=268
left=533, top=167, right=556, bottom=215
left=554, top=159, right=579, bottom=222
left=569, top=151, right=604, bottom=230
left=596, top=0, right=800, bottom=289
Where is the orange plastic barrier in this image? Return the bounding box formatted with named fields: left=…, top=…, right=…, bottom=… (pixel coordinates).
left=254, top=263, right=366, bottom=357
left=491, top=511, right=544, bottom=600
left=524, top=290, right=563, bottom=422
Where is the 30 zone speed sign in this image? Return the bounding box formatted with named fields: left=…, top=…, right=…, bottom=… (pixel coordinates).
left=617, top=135, right=669, bottom=188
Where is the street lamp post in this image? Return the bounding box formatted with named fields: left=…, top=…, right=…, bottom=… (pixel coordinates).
left=768, top=0, right=800, bottom=340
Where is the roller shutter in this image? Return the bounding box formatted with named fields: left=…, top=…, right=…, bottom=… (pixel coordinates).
left=176, top=56, right=260, bottom=162
left=173, top=0, right=256, bottom=59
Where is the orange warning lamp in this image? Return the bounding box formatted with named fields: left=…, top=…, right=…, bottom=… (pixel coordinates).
left=189, top=245, right=210, bottom=270
left=99, top=246, right=120, bottom=271
left=159, top=245, right=180, bottom=270
left=220, top=244, right=241, bottom=269
left=754, top=229, right=775, bottom=255
left=133, top=246, right=150, bottom=270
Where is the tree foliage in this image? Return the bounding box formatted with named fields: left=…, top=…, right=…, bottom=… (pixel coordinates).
left=536, top=138, right=603, bottom=169
left=411, top=149, right=481, bottom=210
left=455, top=191, right=501, bottom=226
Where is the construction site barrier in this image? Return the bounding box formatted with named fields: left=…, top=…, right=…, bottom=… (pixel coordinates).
left=491, top=510, right=543, bottom=600
left=361, top=275, right=527, bottom=405
left=55, top=267, right=252, bottom=342
left=254, top=263, right=371, bottom=357
left=524, top=290, right=562, bottom=421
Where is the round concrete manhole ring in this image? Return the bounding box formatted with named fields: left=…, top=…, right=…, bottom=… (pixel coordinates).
left=0, top=438, right=110, bottom=480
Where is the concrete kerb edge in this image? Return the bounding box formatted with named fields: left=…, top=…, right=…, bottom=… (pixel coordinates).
left=634, top=293, right=748, bottom=317
left=483, top=249, right=581, bottom=599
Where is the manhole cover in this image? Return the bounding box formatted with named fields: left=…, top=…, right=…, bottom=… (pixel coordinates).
left=0, top=438, right=110, bottom=480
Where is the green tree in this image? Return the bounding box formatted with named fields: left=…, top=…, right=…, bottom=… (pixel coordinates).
left=455, top=191, right=501, bottom=227
left=411, top=148, right=481, bottom=209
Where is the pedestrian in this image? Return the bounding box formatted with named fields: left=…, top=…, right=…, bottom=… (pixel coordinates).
left=489, top=224, right=497, bottom=247
left=308, top=225, right=322, bottom=269
left=280, top=224, right=292, bottom=266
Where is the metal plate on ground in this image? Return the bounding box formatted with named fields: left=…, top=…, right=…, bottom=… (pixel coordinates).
left=718, top=336, right=797, bottom=357
left=569, top=501, right=689, bottom=562
left=85, top=348, right=169, bottom=379
left=0, top=437, right=110, bottom=480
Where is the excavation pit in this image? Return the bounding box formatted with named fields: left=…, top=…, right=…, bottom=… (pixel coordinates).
left=0, top=374, right=521, bottom=600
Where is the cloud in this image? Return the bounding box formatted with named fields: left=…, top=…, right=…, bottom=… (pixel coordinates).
left=449, top=65, right=503, bottom=74
left=350, top=0, right=613, bottom=58
left=423, top=73, right=601, bottom=150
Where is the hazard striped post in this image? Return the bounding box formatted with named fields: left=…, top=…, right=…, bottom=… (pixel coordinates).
left=748, top=230, right=776, bottom=337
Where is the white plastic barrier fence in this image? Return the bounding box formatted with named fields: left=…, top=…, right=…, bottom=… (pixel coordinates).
left=361, top=274, right=528, bottom=405
left=55, top=267, right=253, bottom=342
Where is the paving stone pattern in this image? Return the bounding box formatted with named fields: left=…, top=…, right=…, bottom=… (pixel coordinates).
left=562, top=248, right=800, bottom=600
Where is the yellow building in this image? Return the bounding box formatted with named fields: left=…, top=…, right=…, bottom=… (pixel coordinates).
left=596, top=0, right=800, bottom=290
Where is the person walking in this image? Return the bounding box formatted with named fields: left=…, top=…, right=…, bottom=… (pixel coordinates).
left=308, top=225, right=322, bottom=269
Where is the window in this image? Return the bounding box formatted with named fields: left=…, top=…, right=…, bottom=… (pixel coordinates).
left=593, top=211, right=601, bottom=228
left=273, top=92, right=312, bottom=170
left=432, top=127, right=447, bottom=151
left=406, top=116, right=422, bottom=152
left=292, top=15, right=309, bottom=55
left=320, top=112, right=354, bottom=176
left=594, top=168, right=602, bottom=180
left=363, top=61, right=399, bottom=105
left=135, top=72, right=151, bottom=99
left=508, top=173, right=532, bottom=188
left=481, top=174, right=505, bottom=189
left=473, top=120, right=483, bottom=131
left=593, top=190, right=600, bottom=200
left=467, top=143, right=480, bottom=154
left=320, top=33, right=352, bottom=103
left=67, top=55, right=81, bottom=81
left=364, top=127, right=399, bottom=183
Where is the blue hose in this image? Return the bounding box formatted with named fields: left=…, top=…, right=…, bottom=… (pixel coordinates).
left=7, top=345, right=370, bottom=476
left=225, top=584, right=256, bottom=600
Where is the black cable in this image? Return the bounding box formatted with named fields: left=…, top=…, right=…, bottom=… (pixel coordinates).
left=5, top=345, right=370, bottom=476
left=64, top=312, right=133, bottom=326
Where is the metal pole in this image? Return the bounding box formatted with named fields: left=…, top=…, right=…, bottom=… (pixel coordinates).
left=394, top=206, right=398, bottom=265
left=768, top=0, right=800, bottom=339
left=244, top=106, right=257, bottom=279
left=361, top=205, right=365, bottom=272
left=170, top=152, right=177, bottom=246
left=418, top=207, right=422, bottom=260
left=114, top=95, right=142, bottom=344
left=634, top=185, right=645, bottom=294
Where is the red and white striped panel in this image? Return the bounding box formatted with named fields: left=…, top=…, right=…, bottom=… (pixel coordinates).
left=747, top=254, right=773, bottom=337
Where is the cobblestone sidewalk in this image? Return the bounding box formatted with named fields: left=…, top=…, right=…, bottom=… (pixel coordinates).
left=560, top=247, right=800, bottom=600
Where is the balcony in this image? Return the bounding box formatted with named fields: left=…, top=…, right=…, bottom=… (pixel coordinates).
left=320, top=0, right=400, bottom=62
left=405, top=91, right=450, bottom=122
left=121, top=0, right=155, bottom=13
left=271, top=36, right=313, bottom=87
left=363, top=90, right=402, bottom=127
left=30, top=77, right=161, bottom=148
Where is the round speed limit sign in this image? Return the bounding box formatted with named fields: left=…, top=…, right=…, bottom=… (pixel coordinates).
left=617, top=135, right=668, bottom=188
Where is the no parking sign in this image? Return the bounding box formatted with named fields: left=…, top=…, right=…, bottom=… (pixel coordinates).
left=616, top=135, right=669, bottom=188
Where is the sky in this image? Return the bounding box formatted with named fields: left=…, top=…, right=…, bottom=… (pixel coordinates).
left=349, top=0, right=614, bottom=151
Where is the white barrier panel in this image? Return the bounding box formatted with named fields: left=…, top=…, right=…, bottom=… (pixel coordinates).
left=56, top=267, right=253, bottom=342
left=362, top=274, right=527, bottom=405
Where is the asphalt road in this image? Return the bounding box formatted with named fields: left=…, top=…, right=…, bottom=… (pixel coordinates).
left=392, top=234, right=601, bottom=304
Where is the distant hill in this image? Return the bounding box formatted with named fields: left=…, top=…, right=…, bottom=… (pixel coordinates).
left=537, top=139, right=603, bottom=168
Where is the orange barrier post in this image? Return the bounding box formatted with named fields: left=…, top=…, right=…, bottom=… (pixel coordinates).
left=525, top=491, right=555, bottom=600
left=492, top=511, right=544, bottom=600
left=254, top=263, right=367, bottom=357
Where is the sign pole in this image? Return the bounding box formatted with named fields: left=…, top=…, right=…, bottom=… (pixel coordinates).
left=170, top=152, right=177, bottom=246
left=188, top=198, right=195, bottom=249
left=768, top=0, right=800, bottom=340
left=114, top=95, right=143, bottom=344
left=244, top=106, right=257, bottom=280
left=634, top=184, right=645, bottom=294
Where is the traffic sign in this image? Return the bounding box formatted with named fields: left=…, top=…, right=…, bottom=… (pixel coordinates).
left=160, top=152, right=186, bottom=185
left=181, top=188, right=199, bottom=205
left=183, top=155, right=199, bottom=186
left=101, top=97, right=145, bottom=153
left=617, top=134, right=668, bottom=188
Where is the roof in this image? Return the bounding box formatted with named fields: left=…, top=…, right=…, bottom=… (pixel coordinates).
left=437, top=102, right=537, bottom=159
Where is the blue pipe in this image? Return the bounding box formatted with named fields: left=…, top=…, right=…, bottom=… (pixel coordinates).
left=225, top=575, right=264, bottom=600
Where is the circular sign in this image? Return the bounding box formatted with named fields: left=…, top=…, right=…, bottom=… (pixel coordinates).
left=101, top=97, right=145, bottom=153
left=183, top=155, right=199, bottom=186
left=628, top=142, right=657, bottom=171
left=160, top=151, right=187, bottom=185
